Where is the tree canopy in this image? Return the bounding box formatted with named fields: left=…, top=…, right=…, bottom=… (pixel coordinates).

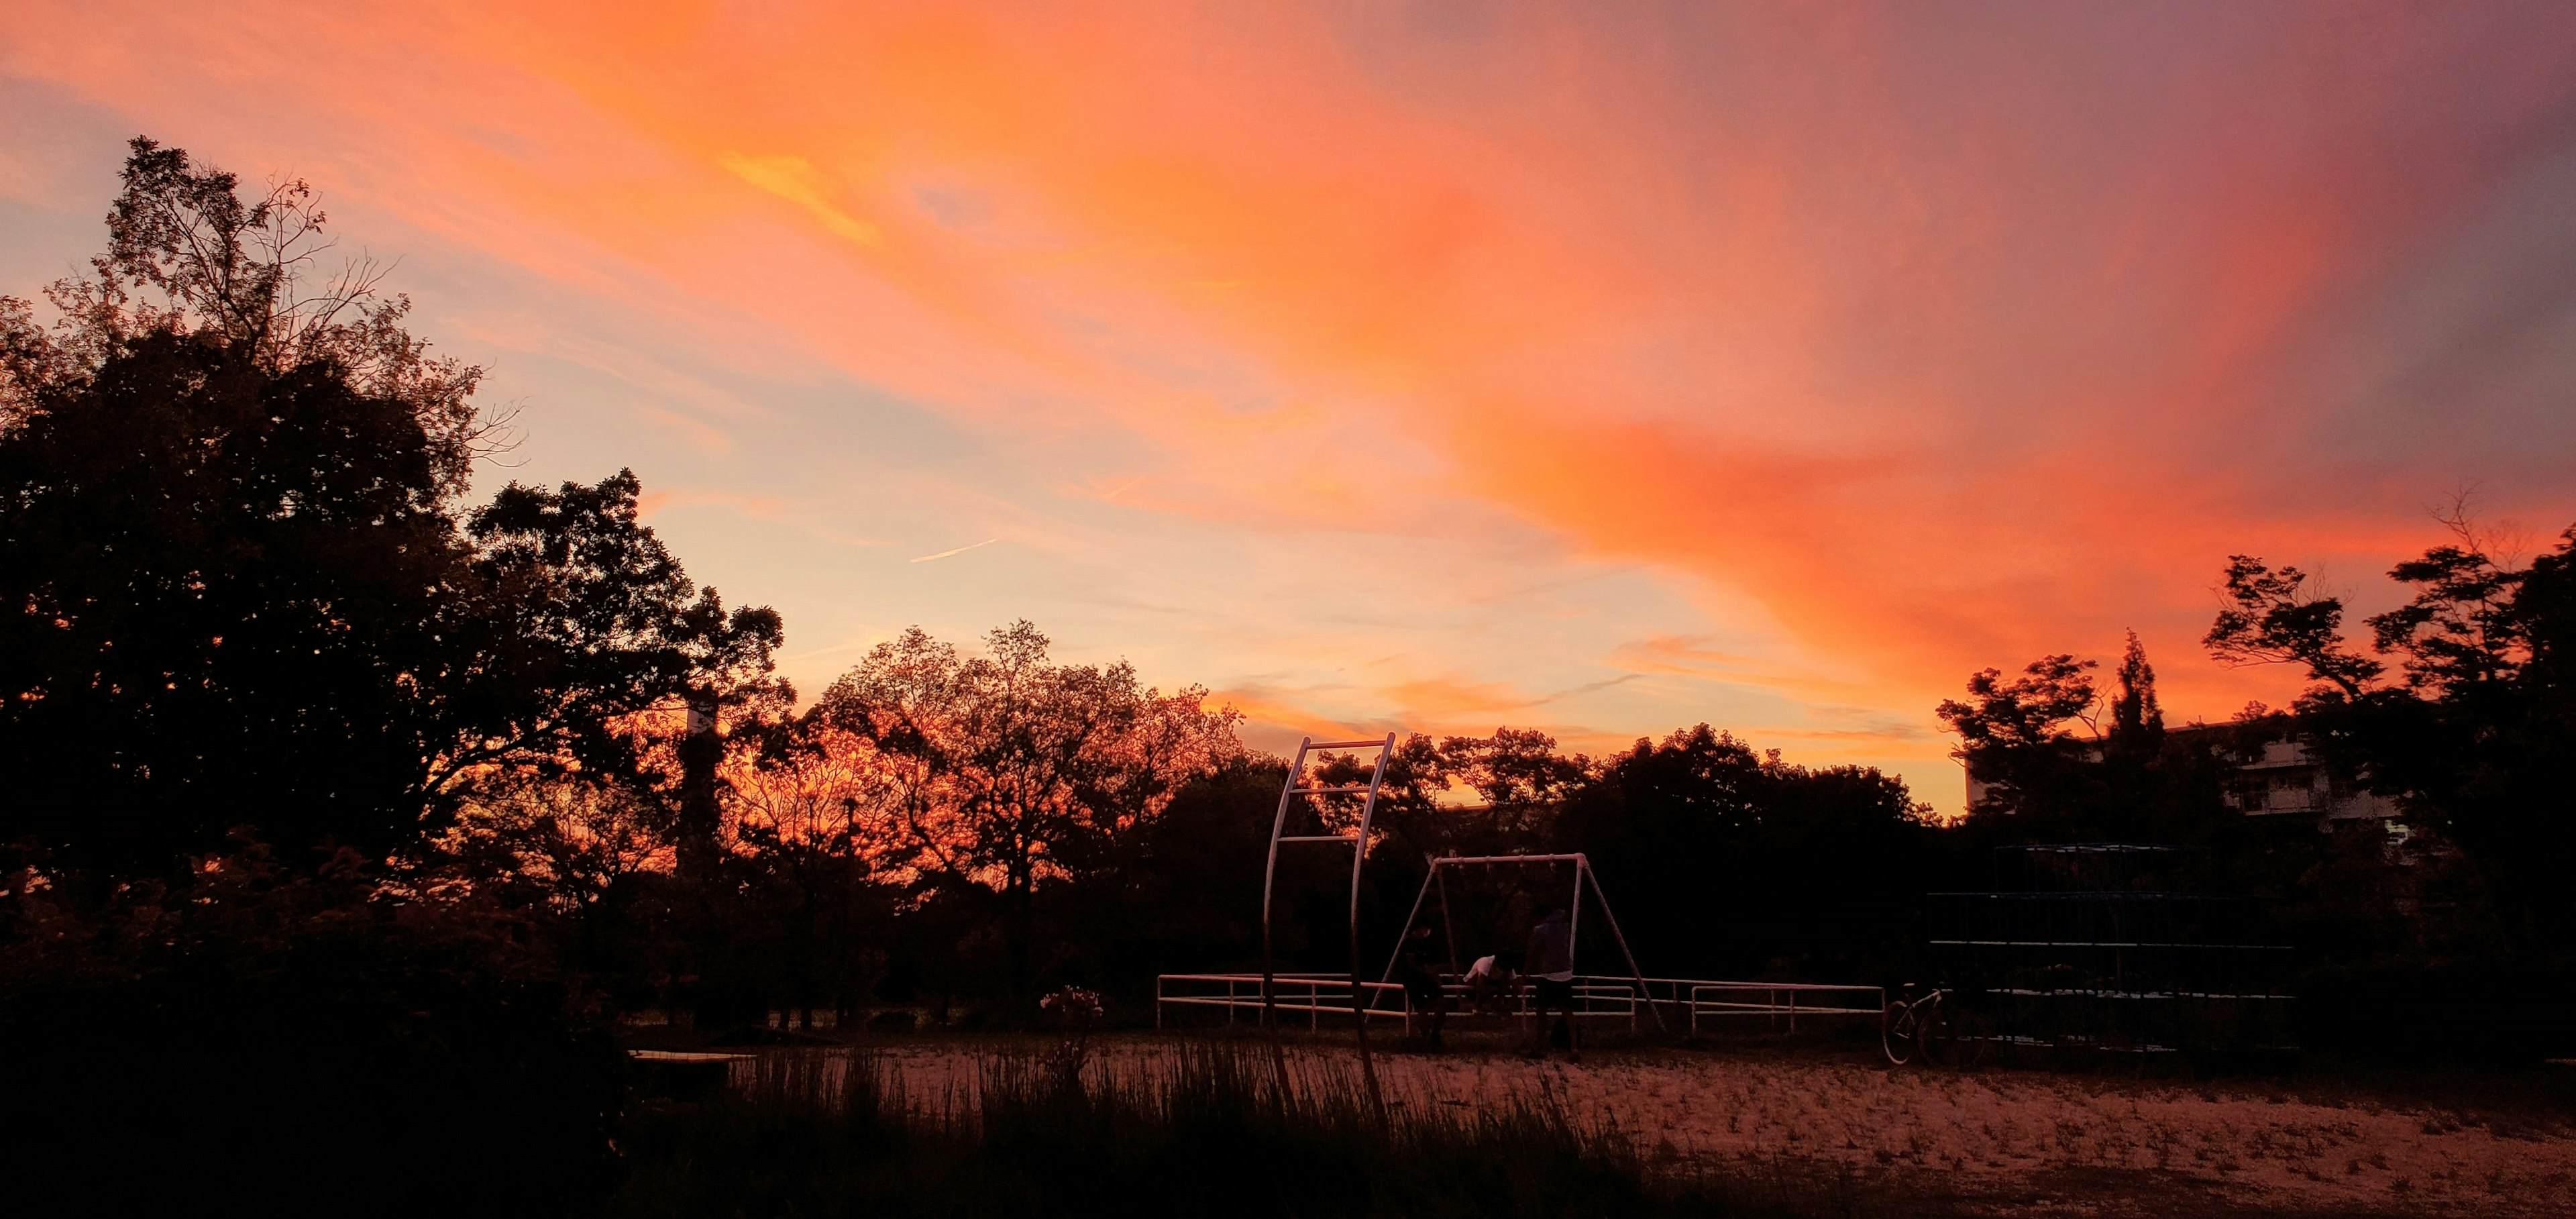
left=808, top=621, right=1240, bottom=992
left=0, top=138, right=777, bottom=876
left=2208, top=516, right=2576, bottom=959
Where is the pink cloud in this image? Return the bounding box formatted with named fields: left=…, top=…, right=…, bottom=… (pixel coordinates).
left=8, top=1, right=2575, bottom=814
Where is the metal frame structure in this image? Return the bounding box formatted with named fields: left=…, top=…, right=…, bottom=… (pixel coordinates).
left=1258, top=734, right=1397, bottom=1042
left=1925, top=844, right=2297, bottom=1055
left=1371, top=853, right=1670, bottom=1033
left=1159, top=729, right=1877, bottom=1045
left=1178, top=829, right=1884, bottom=1037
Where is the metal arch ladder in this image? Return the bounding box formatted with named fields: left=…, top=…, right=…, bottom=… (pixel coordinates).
left=1258, top=733, right=1397, bottom=1041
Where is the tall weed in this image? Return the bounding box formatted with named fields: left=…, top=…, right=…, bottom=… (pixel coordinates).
left=612, top=1043, right=1854, bottom=1217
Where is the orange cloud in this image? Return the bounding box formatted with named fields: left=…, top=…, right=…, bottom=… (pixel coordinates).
left=8, top=0, right=2575, bottom=820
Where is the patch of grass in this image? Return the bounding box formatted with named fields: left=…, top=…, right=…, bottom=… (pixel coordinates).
left=609, top=1045, right=1861, bottom=1218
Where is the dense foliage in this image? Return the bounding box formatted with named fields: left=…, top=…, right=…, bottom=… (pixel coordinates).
left=0, top=139, right=771, bottom=1212
left=1929, top=519, right=2576, bottom=1058
left=2206, top=515, right=2576, bottom=961
left=0, top=138, right=781, bottom=878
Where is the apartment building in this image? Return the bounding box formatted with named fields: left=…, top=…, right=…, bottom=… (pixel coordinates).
left=1965, top=721, right=2401, bottom=828
left=2190, top=729, right=2401, bottom=825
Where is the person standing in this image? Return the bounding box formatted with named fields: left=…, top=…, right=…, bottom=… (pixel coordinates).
left=1394, top=925, right=1447, bottom=1049
left=1523, top=908, right=1578, bottom=1059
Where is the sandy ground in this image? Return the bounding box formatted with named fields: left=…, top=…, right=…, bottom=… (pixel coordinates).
left=1379, top=1049, right=2574, bottom=1216
left=826, top=1037, right=2576, bottom=1218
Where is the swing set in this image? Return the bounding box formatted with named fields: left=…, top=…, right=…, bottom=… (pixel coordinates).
left=1155, top=732, right=1886, bottom=1039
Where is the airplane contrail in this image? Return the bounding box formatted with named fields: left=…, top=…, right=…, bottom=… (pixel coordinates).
left=909, top=537, right=1000, bottom=564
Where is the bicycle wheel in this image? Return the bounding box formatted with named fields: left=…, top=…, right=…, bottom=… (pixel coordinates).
left=1881, top=1000, right=1917, bottom=1065
left=1950, top=1008, right=1994, bottom=1069
left=1918, top=998, right=1955, bottom=1066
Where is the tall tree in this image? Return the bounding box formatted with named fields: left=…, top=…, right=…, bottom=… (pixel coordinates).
left=446, top=471, right=784, bottom=862
left=1933, top=654, right=2098, bottom=816
left=2207, top=517, right=2576, bottom=958
left=1309, top=728, right=1590, bottom=860
left=0, top=138, right=777, bottom=876
left=2108, top=629, right=2165, bottom=750
left=1552, top=724, right=1932, bottom=979
left=809, top=621, right=1240, bottom=998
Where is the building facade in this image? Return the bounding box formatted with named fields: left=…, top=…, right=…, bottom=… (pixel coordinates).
left=1964, top=722, right=2401, bottom=828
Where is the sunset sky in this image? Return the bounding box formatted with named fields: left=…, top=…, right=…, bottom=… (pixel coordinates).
left=7, top=2, right=2575, bottom=813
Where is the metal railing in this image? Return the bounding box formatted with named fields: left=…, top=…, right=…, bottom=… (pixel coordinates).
left=1686, top=982, right=1883, bottom=1034
left=1157, top=972, right=1882, bottom=1035
left=1155, top=973, right=1409, bottom=1030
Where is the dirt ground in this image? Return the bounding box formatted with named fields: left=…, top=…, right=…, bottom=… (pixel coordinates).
left=849, top=1035, right=2576, bottom=1218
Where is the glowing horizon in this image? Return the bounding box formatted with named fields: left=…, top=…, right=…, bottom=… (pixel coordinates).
left=7, top=2, right=2575, bottom=812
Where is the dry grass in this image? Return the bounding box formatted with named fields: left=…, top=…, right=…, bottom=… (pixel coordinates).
left=637, top=1039, right=1811, bottom=1217
left=757, top=1035, right=2576, bottom=1217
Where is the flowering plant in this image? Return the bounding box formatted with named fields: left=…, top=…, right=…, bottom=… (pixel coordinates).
left=1040, top=986, right=1104, bottom=1077
left=1038, top=986, right=1103, bottom=1024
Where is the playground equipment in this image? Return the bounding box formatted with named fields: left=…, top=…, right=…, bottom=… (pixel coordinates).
left=1159, top=731, right=1884, bottom=1037
left=1925, top=844, right=2298, bottom=1057
left=1375, top=853, right=1666, bottom=1032
left=1256, top=733, right=1397, bottom=1041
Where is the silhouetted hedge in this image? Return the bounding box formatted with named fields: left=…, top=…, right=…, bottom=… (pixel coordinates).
left=2297, top=961, right=2576, bottom=1065
left=0, top=855, right=621, bottom=1218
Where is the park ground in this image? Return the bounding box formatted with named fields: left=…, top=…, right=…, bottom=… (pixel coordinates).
left=682, top=1029, right=2576, bottom=1218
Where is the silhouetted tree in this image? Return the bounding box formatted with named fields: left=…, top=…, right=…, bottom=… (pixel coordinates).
left=1552, top=725, right=1935, bottom=980
left=1309, top=728, right=1589, bottom=863
left=1934, top=635, right=2249, bottom=848
left=2108, top=629, right=2165, bottom=751
left=0, top=141, right=788, bottom=1204
left=0, top=138, right=778, bottom=878
left=1933, top=654, right=2098, bottom=818
left=1057, top=753, right=1287, bottom=997
left=809, top=621, right=1240, bottom=1001
left=2208, top=515, right=2576, bottom=959
left=451, top=472, right=785, bottom=850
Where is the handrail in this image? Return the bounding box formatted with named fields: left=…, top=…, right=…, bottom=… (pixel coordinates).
left=1685, top=982, right=1884, bottom=1035
left=1157, top=971, right=1888, bottom=1036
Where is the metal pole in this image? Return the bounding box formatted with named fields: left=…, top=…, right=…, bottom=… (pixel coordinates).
left=1582, top=857, right=1668, bottom=1034
left=1259, top=739, right=1311, bottom=1035
left=1566, top=859, right=1584, bottom=971
left=1347, top=733, right=1393, bottom=1122
left=1257, top=742, right=1312, bottom=1111
left=1377, top=863, right=1441, bottom=1002
left=1436, top=864, right=1461, bottom=975
left=1564, top=859, right=1585, bottom=1028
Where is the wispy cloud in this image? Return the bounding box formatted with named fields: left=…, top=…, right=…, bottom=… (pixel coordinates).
left=718, top=152, right=883, bottom=248
left=9, top=0, right=2574, bottom=820
left=810, top=529, right=893, bottom=549
left=635, top=489, right=790, bottom=521
left=909, top=537, right=999, bottom=564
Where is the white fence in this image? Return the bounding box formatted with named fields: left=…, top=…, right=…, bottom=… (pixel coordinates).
left=1685, top=982, right=1883, bottom=1034
left=1153, top=973, right=1406, bottom=1030
left=1155, top=973, right=1883, bottom=1035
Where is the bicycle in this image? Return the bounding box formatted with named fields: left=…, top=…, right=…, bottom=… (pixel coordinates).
left=1882, top=983, right=1991, bottom=1067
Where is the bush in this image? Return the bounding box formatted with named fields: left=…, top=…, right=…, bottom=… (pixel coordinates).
left=0, top=851, right=622, bottom=1217
left=2298, top=960, right=2576, bottom=1065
